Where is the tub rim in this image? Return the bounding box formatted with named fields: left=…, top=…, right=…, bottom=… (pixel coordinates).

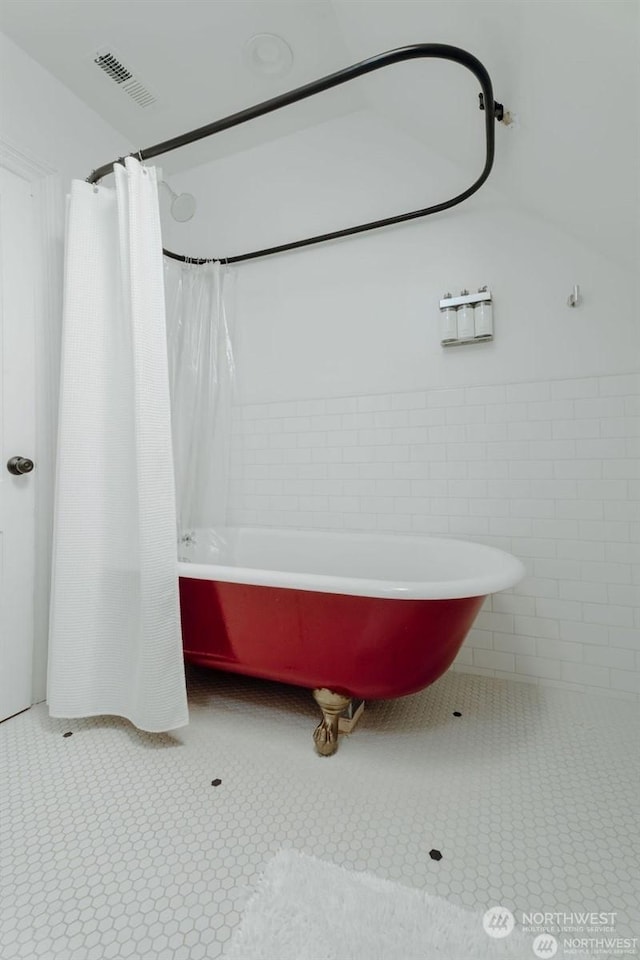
left=177, top=528, right=524, bottom=600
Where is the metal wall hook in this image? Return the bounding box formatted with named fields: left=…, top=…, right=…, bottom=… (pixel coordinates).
left=567, top=285, right=580, bottom=308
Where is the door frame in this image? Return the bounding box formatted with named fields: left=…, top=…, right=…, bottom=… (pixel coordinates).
left=0, top=137, right=63, bottom=705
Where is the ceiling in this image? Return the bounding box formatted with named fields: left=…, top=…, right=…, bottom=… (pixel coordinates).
left=0, top=0, right=365, bottom=171
left=1, top=0, right=638, bottom=267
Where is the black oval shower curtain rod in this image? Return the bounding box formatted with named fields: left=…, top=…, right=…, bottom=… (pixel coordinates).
left=88, top=43, right=503, bottom=265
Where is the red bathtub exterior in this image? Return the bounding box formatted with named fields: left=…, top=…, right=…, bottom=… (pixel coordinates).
left=179, top=577, right=484, bottom=700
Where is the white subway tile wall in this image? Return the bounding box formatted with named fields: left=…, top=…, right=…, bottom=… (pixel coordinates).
left=228, top=374, right=640, bottom=699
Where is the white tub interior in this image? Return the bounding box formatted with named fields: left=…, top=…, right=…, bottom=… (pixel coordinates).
left=178, top=526, right=524, bottom=600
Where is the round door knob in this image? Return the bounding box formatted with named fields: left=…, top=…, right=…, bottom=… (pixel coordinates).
left=7, top=457, right=34, bottom=476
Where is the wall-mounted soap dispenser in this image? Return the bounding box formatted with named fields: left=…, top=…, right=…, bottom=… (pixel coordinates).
left=438, top=288, right=493, bottom=347
left=439, top=293, right=458, bottom=344
left=474, top=286, right=493, bottom=339
left=456, top=289, right=475, bottom=341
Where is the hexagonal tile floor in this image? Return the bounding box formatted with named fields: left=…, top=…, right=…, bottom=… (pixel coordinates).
left=1, top=669, right=638, bottom=959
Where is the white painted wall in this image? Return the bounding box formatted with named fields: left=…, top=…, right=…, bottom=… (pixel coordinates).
left=2, top=4, right=635, bottom=703
left=163, top=109, right=638, bottom=405
left=0, top=31, right=131, bottom=701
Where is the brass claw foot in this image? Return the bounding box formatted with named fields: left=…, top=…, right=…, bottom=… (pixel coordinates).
left=312, top=688, right=351, bottom=757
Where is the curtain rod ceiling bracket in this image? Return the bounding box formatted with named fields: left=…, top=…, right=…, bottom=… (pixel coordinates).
left=478, top=92, right=504, bottom=122
left=87, top=43, right=503, bottom=265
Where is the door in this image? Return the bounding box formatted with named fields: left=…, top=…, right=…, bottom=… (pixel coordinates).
left=0, top=165, right=36, bottom=722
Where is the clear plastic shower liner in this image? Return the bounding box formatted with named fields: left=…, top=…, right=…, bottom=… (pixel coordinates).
left=164, top=259, right=236, bottom=558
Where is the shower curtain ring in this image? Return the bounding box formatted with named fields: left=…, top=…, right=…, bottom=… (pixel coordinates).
left=137, top=149, right=148, bottom=174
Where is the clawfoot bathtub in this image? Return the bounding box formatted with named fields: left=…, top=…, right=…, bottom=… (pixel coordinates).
left=178, top=527, right=524, bottom=756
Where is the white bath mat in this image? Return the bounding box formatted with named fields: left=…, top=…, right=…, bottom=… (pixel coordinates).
left=225, top=849, right=567, bottom=960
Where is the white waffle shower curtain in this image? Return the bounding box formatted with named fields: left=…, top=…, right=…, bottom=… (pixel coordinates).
left=48, top=158, right=188, bottom=732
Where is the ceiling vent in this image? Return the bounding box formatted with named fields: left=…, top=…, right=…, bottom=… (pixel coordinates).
left=93, top=48, right=157, bottom=108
